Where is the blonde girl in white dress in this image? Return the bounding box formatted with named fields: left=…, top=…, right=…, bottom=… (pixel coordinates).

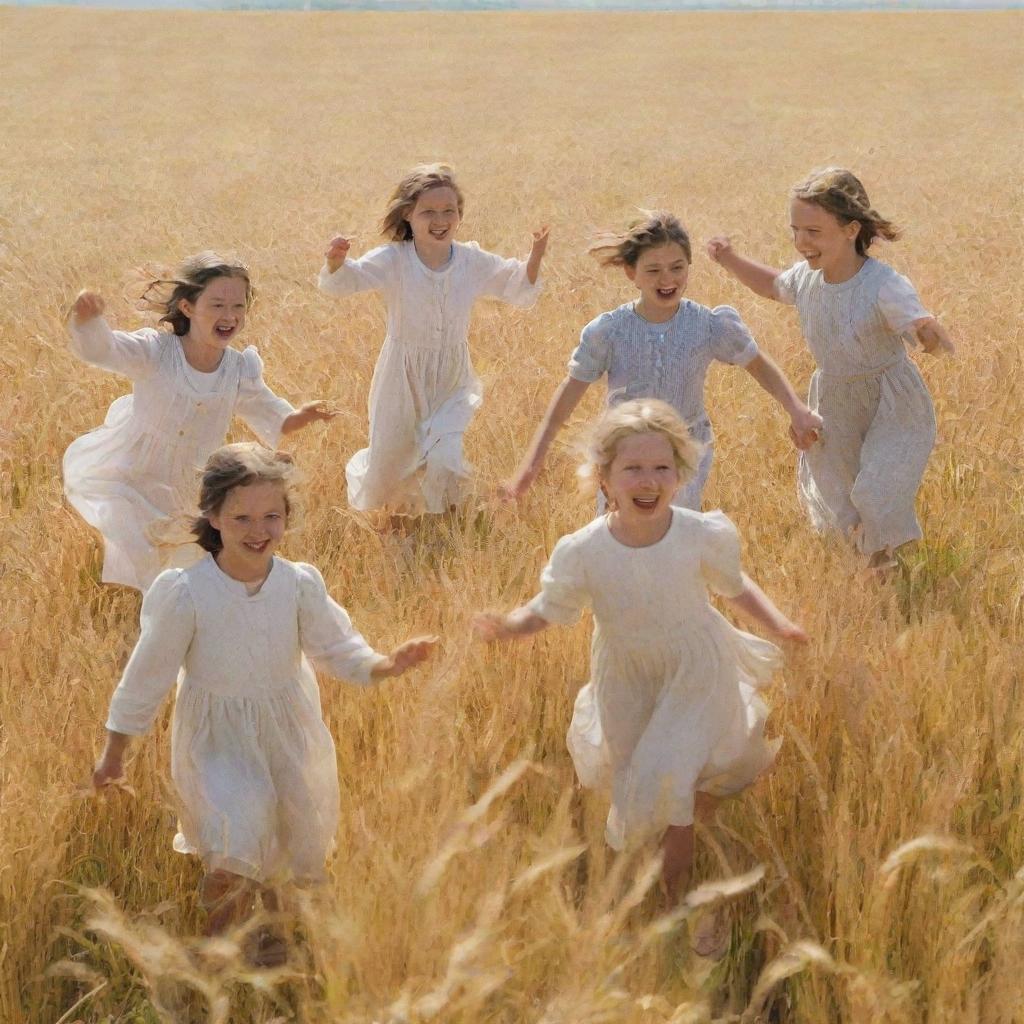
left=92, top=443, right=437, bottom=965
left=707, top=168, right=955, bottom=567
left=65, top=253, right=337, bottom=592
left=475, top=399, right=806, bottom=912
left=504, top=212, right=822, bottom=508
left=318, top=163, right=549, bottom=516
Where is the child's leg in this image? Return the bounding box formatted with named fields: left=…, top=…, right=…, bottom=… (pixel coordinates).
left=201, top=870, right=255, bottom=935
left=661, top=824, right=695, bottom=904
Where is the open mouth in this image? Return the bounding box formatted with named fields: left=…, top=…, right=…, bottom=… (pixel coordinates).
left=243, top=539, right=270, bottom=554
left=655, top=287, right=678, bottom=300
left=429, top=227, right=449, bottom=239
left=215, top=324, right=236, bottom=340
left=632, top=495, right=660, bottom=511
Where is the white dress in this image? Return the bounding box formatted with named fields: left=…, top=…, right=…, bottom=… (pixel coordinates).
left=105, top=555, right=388, bottom=883
left=318, top=240, right=541, bottom=513
left=568, top=301, right=759, bottom=510
left=774, top=259, right=936, bottom=554
left=527, top=509, right=781, bottom=850
left=63, top=319, right=295, bottom=592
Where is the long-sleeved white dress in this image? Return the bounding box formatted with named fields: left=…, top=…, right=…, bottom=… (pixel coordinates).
left=318, top=240, right=541, bottom=514
left=526, top=509, right=781, bottom=850
left=567, top=301, right=760, bottom=510
left=63, top=319, right=295, bottom=592
left=106, top=555, right=387, bottom=883
left=774, top=258, right=936, bottom=554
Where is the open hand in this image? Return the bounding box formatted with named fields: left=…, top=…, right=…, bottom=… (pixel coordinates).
left=282, top=400, right=339, bottom=436
left=705, top=236, right=734, bottom=265
left=373, top=635, right=439, bottom=678
left=325, top=236, right=352, bottom=274
left=71, top=290, right=105, bottom=326
left=774, top=619, right=809, bottom=644
left=472, top=611, right=514, bottom=643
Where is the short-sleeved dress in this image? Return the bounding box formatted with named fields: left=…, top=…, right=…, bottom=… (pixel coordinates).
left=63, top=319, right=295, bottom=592
left=527, top=509, right=781, bottom=850
left=318, top=240, right=541, bottom=514
left=774, top=258, right=936, bottom=554
left=567, top=301, right=759, bottom=510
left=106, top=554, right=387, bottom=883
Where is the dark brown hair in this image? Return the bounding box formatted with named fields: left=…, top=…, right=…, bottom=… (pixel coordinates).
left=791, top=167, right=900, bottom=257
left=192, top=443, right=297, bottom=554
left=380, top=163, right=465, bottom=242
left=589, top=211, right=692, bottom=268
left=142, top=251, right=253, bottom=336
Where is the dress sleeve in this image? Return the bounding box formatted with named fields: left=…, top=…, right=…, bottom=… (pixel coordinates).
left=106, top=570, right=195, bottom=736
left=235, top=347, right=296, bottom=448
left=525, top=534, right=590, bottom=625
left=468, top=242, right=542, bottom=308
left=877, top=271, right=930, bottom=333
left=68, top=319, right=162, bottom=380
left=317, top=244, right=399, bottom=298
left=773, top=261, right=806, bottom=306
left=699, top=511, right=746, bottom=599
left=567, top=315, right=611, bottom=383
left=297, top=563, right=389, bottom=685
left=709, top=305, right=759, bottom=366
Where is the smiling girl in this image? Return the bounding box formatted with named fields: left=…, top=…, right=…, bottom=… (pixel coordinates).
left=504, top=212, right=820, bottom=508
left=708, top=168, right=954, bottom=566
left=92, top=443, right=437, bottom=965
left=64, top=252, right=335, bottom=592
left=476, top=399, right=804, bottom=924
left=318, top=163, right=548, bottom=516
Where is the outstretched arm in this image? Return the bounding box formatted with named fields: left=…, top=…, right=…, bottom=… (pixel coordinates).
left=280, top=400, right=339, bottom=436
left=473, top=607, right=551, bottom=642
left=743, top=353, right=822, bottom=450
left=706, top=237, right=783, bottom=300
left=526, top=226, right=550, bottom=285
left=370, top=635, right=440, bottom=679
left=503, top=376, right=590, bottom=499
left=70, top=289, right=105, bottom=326
left=726, top=573, right=807, bottom=642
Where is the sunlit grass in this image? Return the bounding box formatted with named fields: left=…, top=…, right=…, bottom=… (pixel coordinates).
left=1, top=6, right=1022, bottom=1022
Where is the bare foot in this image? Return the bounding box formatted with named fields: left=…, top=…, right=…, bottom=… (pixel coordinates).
left=690, top=904, right=730, bottom=960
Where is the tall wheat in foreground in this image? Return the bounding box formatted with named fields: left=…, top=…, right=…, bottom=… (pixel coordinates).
left=1, top=7, right=1022, bottom=1022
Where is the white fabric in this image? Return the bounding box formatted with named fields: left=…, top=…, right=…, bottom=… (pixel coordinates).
left=106, top=555, right=387, bottom=882
left=318, top=240, right=541, bottom=513
left=63, top=320, right=295, bottom=591
left=774, top=259, right=936, bottom=553
left=568, top=301, right=758, bottom=510
left=526, top=509, right=781, bottom=850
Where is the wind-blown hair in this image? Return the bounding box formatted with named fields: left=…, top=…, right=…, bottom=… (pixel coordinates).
left=141, top=251, right=253, bottom=337
left=380, top=163, right=465, bottom=242
left=589, top=211, right=692, bottom=268
left=791, top=167, right=900, bottom=257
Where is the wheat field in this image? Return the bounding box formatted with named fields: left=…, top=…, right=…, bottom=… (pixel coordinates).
left=1, top=6, right=1022, bottom=1022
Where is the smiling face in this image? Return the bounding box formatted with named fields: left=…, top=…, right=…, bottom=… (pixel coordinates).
left=407, top=185, right=462, bottom=256
left=209, top=479, right=288, bottom=580
left=178, top=274, right=249, bottom=351
left=789, top=198, right=862, bottom=279
left=624, top=242, right=690, bottom=321
left=601, top=432, right=681, bottom=528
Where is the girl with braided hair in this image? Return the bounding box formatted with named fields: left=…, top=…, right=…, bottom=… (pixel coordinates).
left=708, top=168, right=954, bottom=567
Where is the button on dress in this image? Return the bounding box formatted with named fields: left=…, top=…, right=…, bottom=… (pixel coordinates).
left=63, top=320, right=295, bottom=591
left=318, top=240, right=541, bottom=514
left=105, top=555, right=387, bottom=883
left=527, top=509, right=781, bottom=850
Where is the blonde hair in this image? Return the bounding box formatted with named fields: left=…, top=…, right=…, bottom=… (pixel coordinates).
left=577, top=398, right=703, bottom=496
left=589, top=211, right=692, bottom=268
left=380, top=163, right=465, bottom=242
left=141, top=251, right=253, bottom=336
left=192, top=443, right=299, bottom=554
left=791, top=167, right=900, bottom=257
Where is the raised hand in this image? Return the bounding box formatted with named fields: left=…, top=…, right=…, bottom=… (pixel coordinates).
left=705, top=236, right=734, bottom=265
left=324, top=236, right=352, bottom=274
left=530, top=225, right=550, bottom=260
left=372, top=635, right=440, bottom=679
left=71, top=290, right=105, bottom=326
